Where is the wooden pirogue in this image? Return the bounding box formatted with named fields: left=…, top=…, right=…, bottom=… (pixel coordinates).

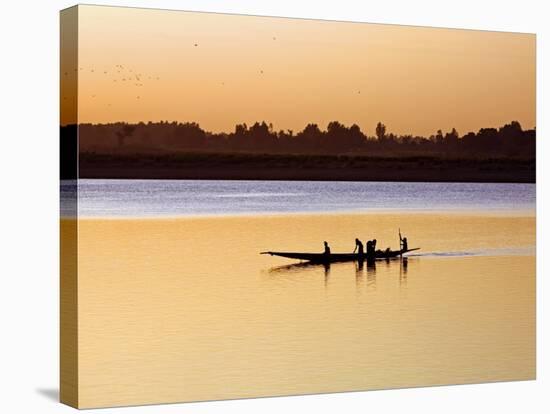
left=261, top=248, right=419, bottom=263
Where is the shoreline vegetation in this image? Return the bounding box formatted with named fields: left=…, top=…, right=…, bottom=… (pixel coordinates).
left=63, top=120, right=535, bottom=182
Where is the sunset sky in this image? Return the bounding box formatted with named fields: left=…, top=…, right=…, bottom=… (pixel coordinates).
left=62, top=5, right=536, bottom=136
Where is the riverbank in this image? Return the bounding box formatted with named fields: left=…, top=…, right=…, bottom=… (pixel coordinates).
left=79, top=152, right=535, bottom=183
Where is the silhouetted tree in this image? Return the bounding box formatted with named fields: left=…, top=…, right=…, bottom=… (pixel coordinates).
left=249, top=121, right=277, bottom=150
left=443, top=128, right=459, bottom=152
left=375, top=122, right=386, bottom=141
left=115, top=124, right=135, bottom=147
left=435, top=129, right=444, bottom=146
left=297, top=123, right=323, bottom=149
left=74, top=119, right=535, bottom=159
left=171, top=122, right=205, bottom=148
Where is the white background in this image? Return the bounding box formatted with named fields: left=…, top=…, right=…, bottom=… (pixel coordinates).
left=0, top=0, right=547, bottom=412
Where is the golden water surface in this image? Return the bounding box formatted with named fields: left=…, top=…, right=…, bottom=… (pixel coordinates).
left=71, top=212, right=535, bottom=408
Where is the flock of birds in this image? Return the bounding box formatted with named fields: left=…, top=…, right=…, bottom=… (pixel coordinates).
left=62, top=63, right=162, bottom=102
left=61, top=41, right=263, bottom=103
left=62, top=37, right=365, bottom=104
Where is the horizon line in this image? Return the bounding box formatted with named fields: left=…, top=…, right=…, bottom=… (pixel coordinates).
left=62, top=119, right=537, bottom=135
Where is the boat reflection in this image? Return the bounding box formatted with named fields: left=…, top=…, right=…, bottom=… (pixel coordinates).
left=267, top=257, right=413, bottom=288
left=400, top=257, right=408, bottom=286
left=366, top=260, right=377, bottom=289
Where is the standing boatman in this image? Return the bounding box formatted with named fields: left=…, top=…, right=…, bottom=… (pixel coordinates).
left=353, top=238, right=364, bottom=256
left=399, top=229, right=408, bottom=252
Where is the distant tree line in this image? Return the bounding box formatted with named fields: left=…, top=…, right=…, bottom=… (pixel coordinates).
left=69, top=120, right=535, bottom=158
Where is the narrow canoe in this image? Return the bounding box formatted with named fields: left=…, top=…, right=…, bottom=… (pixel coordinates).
left=261, top=248, right=419, bottom=263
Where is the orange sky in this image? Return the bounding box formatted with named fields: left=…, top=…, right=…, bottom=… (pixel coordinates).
left=61, top=5, right=536, bottom=136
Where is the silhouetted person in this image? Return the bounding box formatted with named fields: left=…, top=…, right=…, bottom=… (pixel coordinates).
left=372, top=239, right=377, bottom=251
left=400, top=234, right=408, bottom=251
left=365, top=240, right=376, bottom=264
left=353, top=238, right=364, bottom=255
left=324, top=241, right=331, bottom=255
left=366, top=240, right=373, bottom=257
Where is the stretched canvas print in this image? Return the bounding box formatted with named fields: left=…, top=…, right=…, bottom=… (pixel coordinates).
left=60, top=5, right=536, bottom=409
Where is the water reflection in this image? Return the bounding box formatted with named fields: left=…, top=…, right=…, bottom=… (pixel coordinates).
left=266, top=258, right=414, bottom=292
left=400, top=257, right=408, bottom=287
left=355, top=260, right=364, bottom=285
left=323, top=262, right=331, bottom=288
left=366, top=261, right=377, bottom=290
left=268, top=261, right=328, bottom=273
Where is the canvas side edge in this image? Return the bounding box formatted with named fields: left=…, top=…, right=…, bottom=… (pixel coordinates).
left=60, top=5, right=80, bottom=409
